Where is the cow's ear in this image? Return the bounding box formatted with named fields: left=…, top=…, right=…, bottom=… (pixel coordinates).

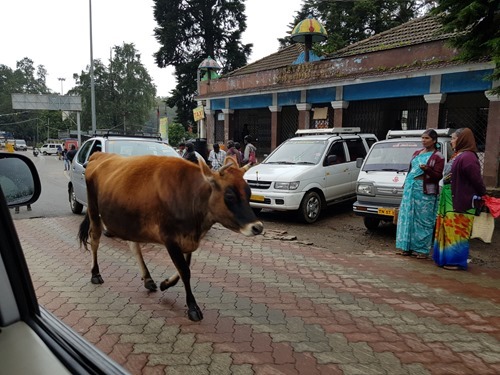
left=199, top=157, right=214, bottom=181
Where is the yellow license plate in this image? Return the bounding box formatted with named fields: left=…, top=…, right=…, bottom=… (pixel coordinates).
left=250, top=194, right=265, bottom=202
left=378, top=208, right=395, bottom=216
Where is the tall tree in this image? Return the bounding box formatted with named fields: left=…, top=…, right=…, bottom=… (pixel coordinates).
left=280, top=0, right=430, bottom=55
left=431, top=0, right=500, bottom=95
left=0, top=58, right=54, bottom=143
left=71, top=43, right=157, bottom=132
left=153, top=0, right=252, bottom=127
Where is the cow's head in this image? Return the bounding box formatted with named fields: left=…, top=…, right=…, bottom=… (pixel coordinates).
left=200, top=156, right=263, bottom=236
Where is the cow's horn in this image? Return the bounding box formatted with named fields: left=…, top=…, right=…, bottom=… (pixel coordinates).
left=218, top=161, right=234, bottom=175
left=241, top=163, right=252, bottom=172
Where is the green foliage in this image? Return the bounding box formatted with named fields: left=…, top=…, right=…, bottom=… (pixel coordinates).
left=153, top=0, right=252, bottom=126
left=0, top=58, right=70, bottom=144
left=70, top=43, right=157, bottom=132
left=431, top=0, right=500, bottom=96
left=167, top=122, right=190, bottom=147
left=280, top=0, right=430, bottom=55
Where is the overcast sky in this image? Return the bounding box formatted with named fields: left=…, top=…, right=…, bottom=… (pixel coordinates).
left=1, top=0, right=303, bottom=97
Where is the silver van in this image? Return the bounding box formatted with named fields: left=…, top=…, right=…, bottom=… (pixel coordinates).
left=353, top=129, right=453, bottom=230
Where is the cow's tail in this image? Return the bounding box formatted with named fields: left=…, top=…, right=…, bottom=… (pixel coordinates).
left=78, top=212, right=91, bottom=251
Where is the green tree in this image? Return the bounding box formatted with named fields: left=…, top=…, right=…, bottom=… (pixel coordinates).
left=280, top=0, right=429, bottom=55
left=71, top=43, right=157, bottom=132
left=0, top=58, right=55, bottom=144
left=167, top=122, right=190, bottom=147
left=153, top=0, right=252, bottom=127
left=431, top=0, right=500, bottom=96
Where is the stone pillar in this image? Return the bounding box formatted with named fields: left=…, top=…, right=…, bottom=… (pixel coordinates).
left=424, top=93, right=446, bottom=129
left=483, top=92, right=500, bottom=187
left=268, top=105, right=282, bottom=150
left=222, top=109, right=234, bottom=145
left=296, top=103, right=311, bottom=129
left=205, top=109, right=215, bottom=145
left=331, top=101, right=349, bottom=128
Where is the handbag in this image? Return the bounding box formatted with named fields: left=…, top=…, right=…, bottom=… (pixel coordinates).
left=249, top=150, right=257, bottom=165
left=470, top=211, right=495, bottom=243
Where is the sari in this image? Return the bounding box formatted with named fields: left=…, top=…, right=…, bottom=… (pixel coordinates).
left=396, top=151, right=439, bottom=255
left=432, top=182, right=475, bottom=270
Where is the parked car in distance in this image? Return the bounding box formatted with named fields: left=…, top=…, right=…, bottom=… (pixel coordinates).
left=13, top=139, right=28, bottom=151
left=68, top=134, right=181, bottom=214
left=40, top=143, right=63, bottom=155
left=0, top=152, right=127, bottom=374
left=244, top=128, right=378, bottom=223
left=353, top=128, right=453, bottom=230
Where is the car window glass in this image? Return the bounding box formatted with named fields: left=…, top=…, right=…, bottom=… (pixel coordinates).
left=366, top=138, right=377, bottom=149
left=324, top=141, right=346, bottom=166
left=89, top=141, right=102, bottom=156
left=265, top=139, right=327, bottom=165
left=76, top=141, right=93, bottom=164
left=346, top=139, right=367, bottom=161
left=362, top=141, right=420, bottom=171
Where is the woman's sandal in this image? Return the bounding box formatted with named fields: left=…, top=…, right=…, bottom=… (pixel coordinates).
left=416, top=254, right=428, bottom=260
left=443, top=265, right=461, bottom=270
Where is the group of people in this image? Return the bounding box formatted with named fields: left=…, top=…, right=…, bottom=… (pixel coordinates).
left=178, top=135, right=257, bottom=170
left=395, top=127, right=486, bottom=271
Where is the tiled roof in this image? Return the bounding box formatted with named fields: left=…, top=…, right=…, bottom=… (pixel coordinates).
left=224, top=43, right=304, bottom=77
left=328, top=15, right=456, bottom=59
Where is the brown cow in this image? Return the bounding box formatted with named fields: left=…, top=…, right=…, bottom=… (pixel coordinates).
left=78, top=152, right=263, bottom=321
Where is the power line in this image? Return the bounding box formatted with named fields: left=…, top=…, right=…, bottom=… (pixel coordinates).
left=0, top=118, right=39, bottom=126
left=0, top=111, right=30, bottom=118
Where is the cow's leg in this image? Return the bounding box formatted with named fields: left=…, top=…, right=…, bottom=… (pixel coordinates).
left=128, top=241, right=157, bottom=291
left=87, top=205, right=104, bottom=285
left=161, top=246, right=202, bottom=321
left=159, top=253, right=191, bottom=290
left=89, top=222, right=104, bottom=284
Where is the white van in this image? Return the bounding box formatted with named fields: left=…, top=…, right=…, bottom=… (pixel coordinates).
left=14, top=139, right=28, bottom=151
left=40, top=143, right=63, bottom=155
left=244, top=128, right=378, bottom=223
left=353, top=128, right=454, bottom=229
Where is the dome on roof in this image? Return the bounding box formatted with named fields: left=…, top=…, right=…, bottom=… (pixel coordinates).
left=291, top=15, right=327, bottom=43
left=198, top=56, right=222, bottom=70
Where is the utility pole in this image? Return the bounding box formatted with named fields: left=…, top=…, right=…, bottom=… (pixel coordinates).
left=89, top=0, right=97, bottom=133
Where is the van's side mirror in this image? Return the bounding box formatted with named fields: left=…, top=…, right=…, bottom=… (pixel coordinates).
left=327, top=155, right=338, bottom=165
left=356, top=157, right=364, bottom=168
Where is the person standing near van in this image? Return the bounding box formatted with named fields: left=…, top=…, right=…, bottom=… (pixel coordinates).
left=432, top=128, right=486, bottom=270
left=395, top=129, right=444, bottom=259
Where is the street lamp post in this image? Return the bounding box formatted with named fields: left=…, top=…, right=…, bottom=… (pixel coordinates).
left=57, top=77, right=65, bottom=95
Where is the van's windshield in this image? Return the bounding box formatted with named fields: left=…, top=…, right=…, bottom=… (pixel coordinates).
left=265, top=139, right=327, bottom=165
left=362, top=141, right=425, bottom=172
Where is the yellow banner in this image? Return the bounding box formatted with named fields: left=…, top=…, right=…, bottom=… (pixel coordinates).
left=193, top=106, right=205, bottom=122
left=159, top=117, right=168, bottom=140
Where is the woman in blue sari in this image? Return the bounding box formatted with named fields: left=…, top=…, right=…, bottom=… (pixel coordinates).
left=396, top=129, right=444, bottom=259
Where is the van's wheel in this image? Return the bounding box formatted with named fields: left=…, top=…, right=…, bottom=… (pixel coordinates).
left=363, top=217, right=380, bottom=230
left=43, top=151, right=48, bottom=155
left=69, top=186, right=83, bottom=214
left=298, top=191, right=321, bottom=224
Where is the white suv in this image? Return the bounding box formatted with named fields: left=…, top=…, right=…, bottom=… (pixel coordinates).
left=244, top=128, right=378, bottom=223
left=68, top=134, right=180, bottom=214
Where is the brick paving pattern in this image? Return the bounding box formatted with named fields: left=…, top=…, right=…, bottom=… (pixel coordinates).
left=15, top=216, right=500, bottom=375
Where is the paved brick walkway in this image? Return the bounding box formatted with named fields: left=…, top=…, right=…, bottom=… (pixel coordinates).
left=15, top=216, right=500, bottom=375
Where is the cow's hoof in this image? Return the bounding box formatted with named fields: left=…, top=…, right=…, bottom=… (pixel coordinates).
left=159, top=278, right=177, bottom=291
left=187, top=306, right=204, bottom=321
left=91, top=274, right=104, bottom=284
left=144, top=279, right=158, bottom=291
